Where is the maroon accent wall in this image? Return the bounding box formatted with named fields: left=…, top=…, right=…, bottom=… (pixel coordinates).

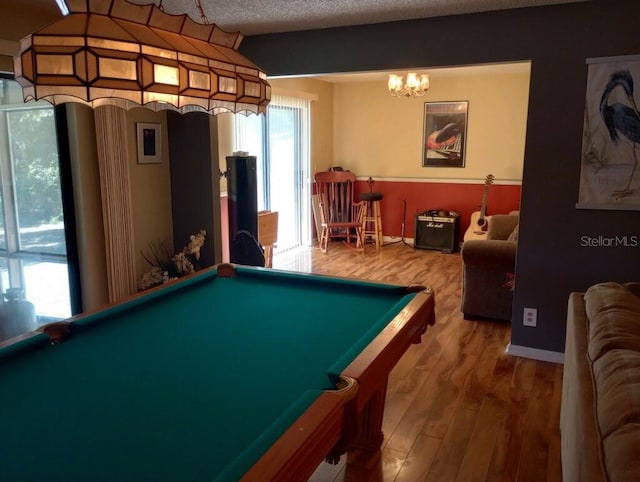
left=241, top=0, right=640, bottom=354
left=353, top=181, right=521, bottom=240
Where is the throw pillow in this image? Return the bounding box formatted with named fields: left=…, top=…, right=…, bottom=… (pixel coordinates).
left=507, top=224, right=519, bottom=242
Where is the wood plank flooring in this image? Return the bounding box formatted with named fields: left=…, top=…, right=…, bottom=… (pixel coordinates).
left=272, top=242, right=563, bottom=482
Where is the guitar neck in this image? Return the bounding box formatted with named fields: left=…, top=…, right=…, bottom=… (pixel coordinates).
left=479, top=185, right=490, bottom=218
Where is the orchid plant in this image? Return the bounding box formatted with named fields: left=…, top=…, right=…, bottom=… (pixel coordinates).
left=138, top=229, right=206, bottom=291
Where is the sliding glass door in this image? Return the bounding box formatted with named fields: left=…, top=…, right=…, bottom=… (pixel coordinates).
left=0, top=79, right=72, bottom=336
left=235, top=94, right=311, bottom=253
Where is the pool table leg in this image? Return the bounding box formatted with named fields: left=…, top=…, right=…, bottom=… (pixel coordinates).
left=352, top=379, right=388, bottom=451
left=325, top=378, right=389, bottom=464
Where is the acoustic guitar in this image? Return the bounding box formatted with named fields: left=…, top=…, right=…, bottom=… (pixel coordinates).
left=464, top=174, right=494, bottom=241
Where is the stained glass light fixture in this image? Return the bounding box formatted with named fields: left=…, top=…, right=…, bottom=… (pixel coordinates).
left=13, top=0, right=270, bottom=115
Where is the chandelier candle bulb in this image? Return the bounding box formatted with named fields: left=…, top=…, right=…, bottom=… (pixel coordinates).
left=388, top=73, right=430, bottom=97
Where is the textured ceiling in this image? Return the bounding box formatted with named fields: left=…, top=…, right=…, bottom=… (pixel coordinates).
left=0, top=0, right=586, bottom=80
left=1, top=0, right=590, bottom=41
left=134, top=0, right=591, bottom=35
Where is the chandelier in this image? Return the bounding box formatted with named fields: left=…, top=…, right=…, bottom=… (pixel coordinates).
left=388, top=73, right=430, bottom=98
left=13, top=0, right=270, bottom=115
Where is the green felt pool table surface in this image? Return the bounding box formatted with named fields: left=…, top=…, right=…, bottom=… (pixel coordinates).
left=0, top=264, right=434, bottom=482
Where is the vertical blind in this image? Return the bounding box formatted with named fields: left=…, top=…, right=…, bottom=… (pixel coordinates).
left=94, top=106, right=137, bottom=302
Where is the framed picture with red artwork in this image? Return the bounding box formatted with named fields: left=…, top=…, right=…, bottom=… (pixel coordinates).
left=422, top=101, right=468, bottom=168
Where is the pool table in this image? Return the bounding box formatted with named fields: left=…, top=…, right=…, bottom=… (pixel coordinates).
left=0, top=263, right=435, bottom=482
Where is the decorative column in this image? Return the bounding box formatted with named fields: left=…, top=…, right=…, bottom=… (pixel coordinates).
left=94, top=106, right=137, bottom=302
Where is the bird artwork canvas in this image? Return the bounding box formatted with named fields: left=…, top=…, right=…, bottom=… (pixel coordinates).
left=578, top=55, right=640, bottom=210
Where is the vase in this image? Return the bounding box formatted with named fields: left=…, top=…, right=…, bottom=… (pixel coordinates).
left=0, top=288, right=37, bottom=342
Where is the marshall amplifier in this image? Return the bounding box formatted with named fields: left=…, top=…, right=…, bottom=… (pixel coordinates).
left=414, top=212, right=460, bottom=253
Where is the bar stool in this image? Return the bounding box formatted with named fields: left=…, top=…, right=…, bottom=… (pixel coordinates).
left=359, top=191, right=383, bottom=252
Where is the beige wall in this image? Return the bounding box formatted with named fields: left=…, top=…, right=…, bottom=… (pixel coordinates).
left=126, top=109, right=174, bottom=279
left=333, top=69, right=530, bottom=181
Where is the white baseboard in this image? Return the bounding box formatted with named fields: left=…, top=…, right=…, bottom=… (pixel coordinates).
left=505, top=343, right=564, bottom=364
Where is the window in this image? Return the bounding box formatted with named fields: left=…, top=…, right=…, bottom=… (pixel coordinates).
left=235, top=94, right=311, bottom=253
left=0, top=79, right=71, bottom=327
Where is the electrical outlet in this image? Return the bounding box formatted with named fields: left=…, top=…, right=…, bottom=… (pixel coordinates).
left=523, top=307, right=537, bottom=327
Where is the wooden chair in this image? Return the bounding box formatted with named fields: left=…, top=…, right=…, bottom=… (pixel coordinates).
left=314, top=171, right=357, bottom=228
left=258, top=210, right=278, bottom=268
left=314, top=170, right=365, bottom=253
left=318, top=196, right=366, bottom=253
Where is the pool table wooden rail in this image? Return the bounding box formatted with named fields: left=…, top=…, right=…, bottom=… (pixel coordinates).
left=339, top=286, right=436, bottom=452
left=241, top=376, right=358, bottom=482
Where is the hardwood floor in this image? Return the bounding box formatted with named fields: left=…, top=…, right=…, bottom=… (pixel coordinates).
left=272, top=242, right=563, bottom=482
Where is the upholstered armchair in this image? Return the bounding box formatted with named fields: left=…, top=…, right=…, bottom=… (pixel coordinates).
left=460, top=213, right=519, bottom=321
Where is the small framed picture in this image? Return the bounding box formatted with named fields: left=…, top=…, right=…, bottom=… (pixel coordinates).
left=422, top=101, right=468, bottom=168
left=137, top=122, right=162, bottom=164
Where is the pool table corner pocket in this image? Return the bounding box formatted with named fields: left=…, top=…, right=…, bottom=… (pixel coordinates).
left=40, top=321, right=72, bottom=344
